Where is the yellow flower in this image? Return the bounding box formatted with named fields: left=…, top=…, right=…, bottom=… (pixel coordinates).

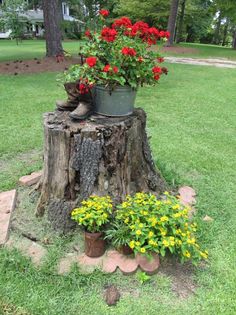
left=148, top=231, right=154, bottom=238
left=164, top=191, right=170, bottom=196
left=187, top=238, right=196, bottom=245
left=173, top=213, right=181, bottom=218
left=139, top=223, right=144, bottom=228
left=162, top=239, right=169, bottom=247
left=140, top=247, right=146, bottom=253
left=183, top=250, right=191, bottom=258
left=172, top=204, right=180, bottom=210
left=124, top=218, right=129, bottom=224
left=129, top=241, right=135, bottom=249
left=136, top=230, right=142, bottom=236
left=135, top=241, right=141, bottom=246
left=160, top=216, right=168, bottom=222
left=177, top=239, right=182, bottom=245
left=200, top=251, right=208, bottom=259
left=129, top=210, right=134, bottom=215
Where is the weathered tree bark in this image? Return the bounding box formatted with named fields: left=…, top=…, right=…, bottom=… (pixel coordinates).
left=166, top=0, right=179, bottom=47
left=176, top=0, right=186, bottom=43
left=42, top=0, right=63, bottom=57
left=35, top=109, right=166, bottom=233
left=232, top=29, right=236, bottom=50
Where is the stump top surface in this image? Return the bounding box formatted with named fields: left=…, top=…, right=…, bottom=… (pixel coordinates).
left=44, top=108, right=145, bottom=133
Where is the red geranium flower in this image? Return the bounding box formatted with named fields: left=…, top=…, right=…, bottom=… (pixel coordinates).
left=152, top=66, right=162, bottom=74
left=99, top=9, right=109, bottom=17
left=112, top=17, right=132, bottom=29
left=77, top=83, right=89, bottom=94
left=113, top=66, right=119, bottom=73
left=121, top=47, right=137, bottom=56
left=103, top=65, right=111, bottom=72
left=159, top=30, right=170, bottom=39
left=85, top=29, right=92, bottom=39
left=148, top=27, right=159, bottom=38
left=157, top=57, right=165, bottom=63
left=154, top=74, right=160, bottom=81
left=86, top=57, right=97, bottom=67
left=161, top=67, right=168, bottom=75
left=101, top=27, right=117, bottom=42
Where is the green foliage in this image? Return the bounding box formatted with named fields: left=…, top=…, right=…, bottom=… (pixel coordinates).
left=0, top=0, right=27, bottom=44
left=104, top=221, right=131, bottom=248
left=137, top=271, right=151, bottom=284
left=116, top=192, right=208, bottom=263
left=71, top=196, right=113, bottom=233
left=115, top=0, right=170, bottom=27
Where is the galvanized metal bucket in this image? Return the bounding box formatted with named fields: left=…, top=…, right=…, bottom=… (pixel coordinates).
left=92, top=85, right=137, bottom=117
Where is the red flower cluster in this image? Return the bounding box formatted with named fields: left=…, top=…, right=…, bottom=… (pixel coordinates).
left=86, top=57, right=97, bottom=67
left=77, top=83, right=89, bottom=94
left=85, top=29, right=92, bottom=39
left=99, top=9, right=109, bottom=17
left=101, top=27, right=118, bottom=42
left=121, top=47, right=137, bottom=56
left=112, top=17, right=132, bottom=29
left=157, top=57, right=165, bottom=63
left=103, top=65, right=119, bottom=73
left=152, top=66, right=162, bottom=74
left=159, top=31, right=170, bottom=38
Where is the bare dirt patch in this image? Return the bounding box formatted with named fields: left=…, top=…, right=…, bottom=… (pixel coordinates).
left=0, top=56, right=80, bottom=75
left=161, top=46, right=199, bottom=55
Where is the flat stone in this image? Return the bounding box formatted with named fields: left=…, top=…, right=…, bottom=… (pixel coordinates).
left=0, top=190, right=17, bottom=245
left=6, top=236, right=47, bottom=266
left=203, top=215, right=214, bottom=222
left=58, top=253, right=78, bottom=275
left=136, top=253, right=160, bottom=275
left=19, top=170, right=42, bottom=186
left=178, top=186, right=196, bottom=206
left=77, top=253, right=104, bottom=273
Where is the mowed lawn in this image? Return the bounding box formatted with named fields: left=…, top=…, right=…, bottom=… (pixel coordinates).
left=0, top=39, right=236, bottom=61
left=0, top=62, right=236, bottom=314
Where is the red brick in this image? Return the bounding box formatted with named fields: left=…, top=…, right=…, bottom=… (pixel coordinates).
left=178, top=186, right=196, bottom=206
left=0, top=190, right=17, bottom=245
left=19, top=171, right=42, bottom=186
left=136, top=253, right=160, bottom=275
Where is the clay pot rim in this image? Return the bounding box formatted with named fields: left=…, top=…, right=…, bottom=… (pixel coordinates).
left=84, top=230, right=103, bottom=237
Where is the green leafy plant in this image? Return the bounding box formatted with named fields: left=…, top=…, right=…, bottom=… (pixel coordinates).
left=137, top=271, right=151, bottom=284
left=71, top=195, right=113, bottom=233
left=116, top=192, right=208, bottom=264
left=62, top=10, right=169, bottom=93
left=104, top=221, right=131, bottom=248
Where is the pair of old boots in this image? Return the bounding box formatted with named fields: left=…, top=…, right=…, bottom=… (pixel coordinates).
left=56, top=82, right=93, bottom=120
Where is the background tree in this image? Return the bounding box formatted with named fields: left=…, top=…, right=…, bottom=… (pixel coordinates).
left=166, top=0, right=179, bottom=46
left=42, top=0, right=64, bottom=57
left=176, top=0, right=186, bottom=43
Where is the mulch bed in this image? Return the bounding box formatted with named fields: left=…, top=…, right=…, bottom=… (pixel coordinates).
left=0, top=56, right=80, bottom=75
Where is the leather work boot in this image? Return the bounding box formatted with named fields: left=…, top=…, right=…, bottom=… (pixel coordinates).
left=56, top=82, right=80, bottom=111
left=69, top=101, right=93, bottom=120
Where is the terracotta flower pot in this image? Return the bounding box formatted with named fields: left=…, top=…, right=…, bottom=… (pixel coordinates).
left=84, top=231, right=106, bottom=257
left=117, top=245, right=134, bottom=256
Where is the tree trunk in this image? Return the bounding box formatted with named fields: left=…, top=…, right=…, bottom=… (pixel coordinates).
left=232, top=29, right=236, bottom=49
left=222, top=19, right=229, bottom=46
left=42, top=0, right=63, bottom=57
left=166, top=0, right=179, bottom=46
left=35, top=109, right=166, bottom=233
left=213, top=11, right=222, bottom=45
left=176, top=0, right=186, bottom=43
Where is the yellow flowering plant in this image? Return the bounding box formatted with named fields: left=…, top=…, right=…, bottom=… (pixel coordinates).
left=71, top=195, right=113, bottom=233
left=116, top=192, right=208, bottom=264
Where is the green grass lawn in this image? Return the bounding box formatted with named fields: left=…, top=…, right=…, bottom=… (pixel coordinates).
left=0, top=39, right=84, bottom=62
left=1, top=39, right=236, bottom=62
left=164, top=42, right=236, bottom=60
left=0, top=63, right=236, bottom=314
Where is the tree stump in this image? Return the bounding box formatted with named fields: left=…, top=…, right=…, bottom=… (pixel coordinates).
left=35, top=108, right=166, bottom=233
